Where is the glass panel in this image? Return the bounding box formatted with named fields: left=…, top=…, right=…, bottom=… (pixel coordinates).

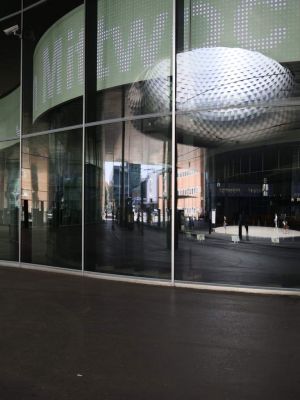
left=175, top=0, right=300, bottom=288
left=0, top=140, right=19, bottom=261
left=21, top=130, right=82, bottom=269
left=85, top=0, right=173, bottom=123
left=22, top=0, right=83, bottom=134
left=0, top=15, right=21, bottom=263
left=85, top=117, right=172, bottom=279
left=0, top=1, right=21, bottom=19
left=0, top=15, right=21, bottom=141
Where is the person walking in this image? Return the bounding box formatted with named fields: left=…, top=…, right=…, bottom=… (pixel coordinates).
left=238, top=213, right=243, bottom=240
left=244, top=213, right=249, bottom=240
left=223, top=216, right=227, bottom=233
left=274, top=213, right=278, bottom=229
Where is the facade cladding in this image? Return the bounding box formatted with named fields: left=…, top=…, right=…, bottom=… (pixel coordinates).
left=1, top=0, right=300, bottom=289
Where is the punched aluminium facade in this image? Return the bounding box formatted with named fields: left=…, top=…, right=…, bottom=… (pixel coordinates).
left=1, top=0, right=300, bottom=291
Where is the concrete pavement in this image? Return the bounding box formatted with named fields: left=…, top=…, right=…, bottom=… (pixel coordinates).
left=0, top=265, right=300, bottom=399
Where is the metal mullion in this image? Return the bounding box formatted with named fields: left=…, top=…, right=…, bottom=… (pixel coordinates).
left=81, top=0, right=87, bottom=276
left=23, top=124, right=84, bottom=138
left=171, top=0, right=177, bottom=285
left=18, top=2, right=24, bottom=266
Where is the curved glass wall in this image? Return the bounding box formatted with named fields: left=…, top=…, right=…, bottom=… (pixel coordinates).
left=84, top=117, right=172, bottom=278
left=22, top=0, right=84, bottom=134
left=175, top=0, right=300, bottom=288
left=21, top=130, right=82, bottom=268
left=0, top=140, right=19, bottom=261
left=0, top=14, right=21, bottom=262
left=1, top=0, right=300, bottom=290
left=85, top=0, right=173, bottom=123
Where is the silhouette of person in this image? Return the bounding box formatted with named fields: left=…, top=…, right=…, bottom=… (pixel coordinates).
left=244, top=213, right=249, bottom=240
left=274, top=213, right=278, bottom=228
left=223, top=216, right=227, bottom=233
left=238, top=212, right=249, bottom=240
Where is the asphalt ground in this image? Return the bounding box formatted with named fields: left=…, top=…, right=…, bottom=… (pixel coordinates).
left=0, top=266, right=300, bottom=400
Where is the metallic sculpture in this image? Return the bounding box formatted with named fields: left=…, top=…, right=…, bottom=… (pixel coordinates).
left=128, top=47, right=296, bottom=145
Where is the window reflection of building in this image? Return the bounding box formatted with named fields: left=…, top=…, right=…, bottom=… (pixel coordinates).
left=210, top=143, right=300, bottom=229
left=1, top=0, right=300, bottom=287
left=0, top=141, right=19, bottom=260
left=112, top=163, right=141, bottom=209
left=177, top=145, right=205, bottom=220
left=21, top=133, right=82, bottom=267
left=22, top=142, right=48, bottom=227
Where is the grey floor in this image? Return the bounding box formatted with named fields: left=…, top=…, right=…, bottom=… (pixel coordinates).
left=0, top=266, right=300, bottom=400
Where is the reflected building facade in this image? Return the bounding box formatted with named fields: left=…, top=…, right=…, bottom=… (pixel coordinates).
left=1, top=0, right=300, bottom=290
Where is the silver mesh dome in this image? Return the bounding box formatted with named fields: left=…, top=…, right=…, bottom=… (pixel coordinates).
left=128, top=47, right=295, bottom=145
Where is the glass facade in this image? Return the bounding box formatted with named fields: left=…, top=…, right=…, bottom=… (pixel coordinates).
left=1, top=0, right=300, bottom=290
left=0, top=13, right=21, bottom=262
left=0, top=140, right=19, bottom=262
left=174, top=0, right=300, bottom=288
left=22, top=0, right=83, bottom=134
left=84, top=118, right=172, bottom=278
left=21, top=130, right=82, bottom=268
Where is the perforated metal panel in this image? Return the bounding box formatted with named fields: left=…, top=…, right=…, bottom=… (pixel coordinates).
left=128, top=47, right=296, bottom=145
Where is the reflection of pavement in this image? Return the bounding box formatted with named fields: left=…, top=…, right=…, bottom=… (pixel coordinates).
left=85, top=221, right=171, bottom=279
left=176, top=233, right=300, bottom=287
left=4, top=220, right=300, bottom=288
left=215, top=225, right=300, bottom=239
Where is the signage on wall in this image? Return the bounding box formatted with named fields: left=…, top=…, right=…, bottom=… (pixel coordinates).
left=186, top=0, right=300, bottom=60
left=211, top=209, right=216, bottom=224
left=0, top=88, right=20, bottom=140
left=32, top=0, right=172, bottom=121
left=215, top=183, right=272, bottom=197
left=8, top=0, right=300, bottom=123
